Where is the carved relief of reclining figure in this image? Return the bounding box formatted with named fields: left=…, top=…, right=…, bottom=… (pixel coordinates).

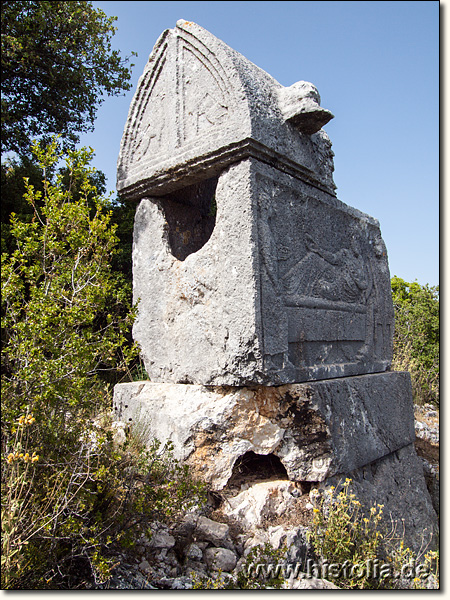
left=282, top=232, right=371, bottom=305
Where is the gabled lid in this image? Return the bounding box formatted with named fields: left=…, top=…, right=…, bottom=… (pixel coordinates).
left=117, top=20, right=335, bottom=199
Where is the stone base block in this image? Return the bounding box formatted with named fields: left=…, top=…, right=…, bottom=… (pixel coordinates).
left=113, top=372, right=415, bottom=490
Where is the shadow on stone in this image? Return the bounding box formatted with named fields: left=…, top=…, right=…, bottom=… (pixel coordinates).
left=156, top=176, right=218, bottom=261
left=227, top=451, right=289, bottom=488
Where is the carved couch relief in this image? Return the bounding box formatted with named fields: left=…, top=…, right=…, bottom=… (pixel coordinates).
left=253, top=167, right=393, bottom=382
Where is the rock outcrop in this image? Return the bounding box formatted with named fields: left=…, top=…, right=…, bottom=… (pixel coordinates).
left=114, top=373, right=416, bottom=488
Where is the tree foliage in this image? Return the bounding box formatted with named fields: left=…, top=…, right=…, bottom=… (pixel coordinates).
left=391, top=276, right=439, bottom=407
left=1, top=137, right=135, bottom=456
left=1, top=0, right=135, bottom=154
left=1, top=141, right=204, bottom=589
left=1, top=153, right=107, bottom=255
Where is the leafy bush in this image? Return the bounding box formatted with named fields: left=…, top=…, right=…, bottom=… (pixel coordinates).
left=391, top=277, right=439, bottom=407
left=191, top=543, right=287, bottom=590
left=308, top=479, right=438, bottom=589
left=308, top=479, right=385, bottom=588
left=234, top=543, right=287, bottom=589
left=1, top=140, right=205, bottom=589
left=2, top=139, right=134, bottom=442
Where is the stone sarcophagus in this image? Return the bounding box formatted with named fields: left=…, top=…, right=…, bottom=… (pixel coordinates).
left=117, top=20, right=394, bottom=386
left=113, top=22, right=437, bottom=550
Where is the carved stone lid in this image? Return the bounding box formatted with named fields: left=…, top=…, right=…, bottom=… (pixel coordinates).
left=117, top=20, right=335, bottom=199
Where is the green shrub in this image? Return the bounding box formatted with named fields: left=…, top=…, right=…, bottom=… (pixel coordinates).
left=308, top=479, right=384, bottom=588
left=191, top=543, right=287, bottom=590
left=308, top=479, right=438, bottom=589
left=391, top=277, right=439, bottom=407
left=234, top=543, right=287, bottom=589
left=1, top=139, right=205, bottom=589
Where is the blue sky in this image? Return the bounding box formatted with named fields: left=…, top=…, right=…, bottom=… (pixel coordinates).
left=78, top=1, right=439, bottom=286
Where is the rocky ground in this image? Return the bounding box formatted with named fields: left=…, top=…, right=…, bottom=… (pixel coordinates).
left=413, top=403, right=439, bottom=517
left=91, top=405, right=439, bottom=590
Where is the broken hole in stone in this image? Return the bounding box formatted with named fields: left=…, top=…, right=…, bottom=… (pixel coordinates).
left=157, top=176, right=218, bottom=261
left=298, top=481, right=312, bottom=494
left=227, top=451, right=289, bottom=487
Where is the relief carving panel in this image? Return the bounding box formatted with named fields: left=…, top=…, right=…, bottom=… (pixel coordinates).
left=255, top=166, right=393, bottom=382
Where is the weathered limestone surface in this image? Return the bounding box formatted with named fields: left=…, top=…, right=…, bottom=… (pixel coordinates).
left=119, top=20, right=394, bottom=386
left=117, top=20, right=336, bottom=199
left=113, top=372, right=415, bottom=489
left=224, top=480, right=299, bottom=530
left=132, top=159, right=393, bottom=386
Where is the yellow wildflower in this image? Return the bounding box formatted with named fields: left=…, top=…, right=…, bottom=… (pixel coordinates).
left=17, top=414, right=35, bottom=425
